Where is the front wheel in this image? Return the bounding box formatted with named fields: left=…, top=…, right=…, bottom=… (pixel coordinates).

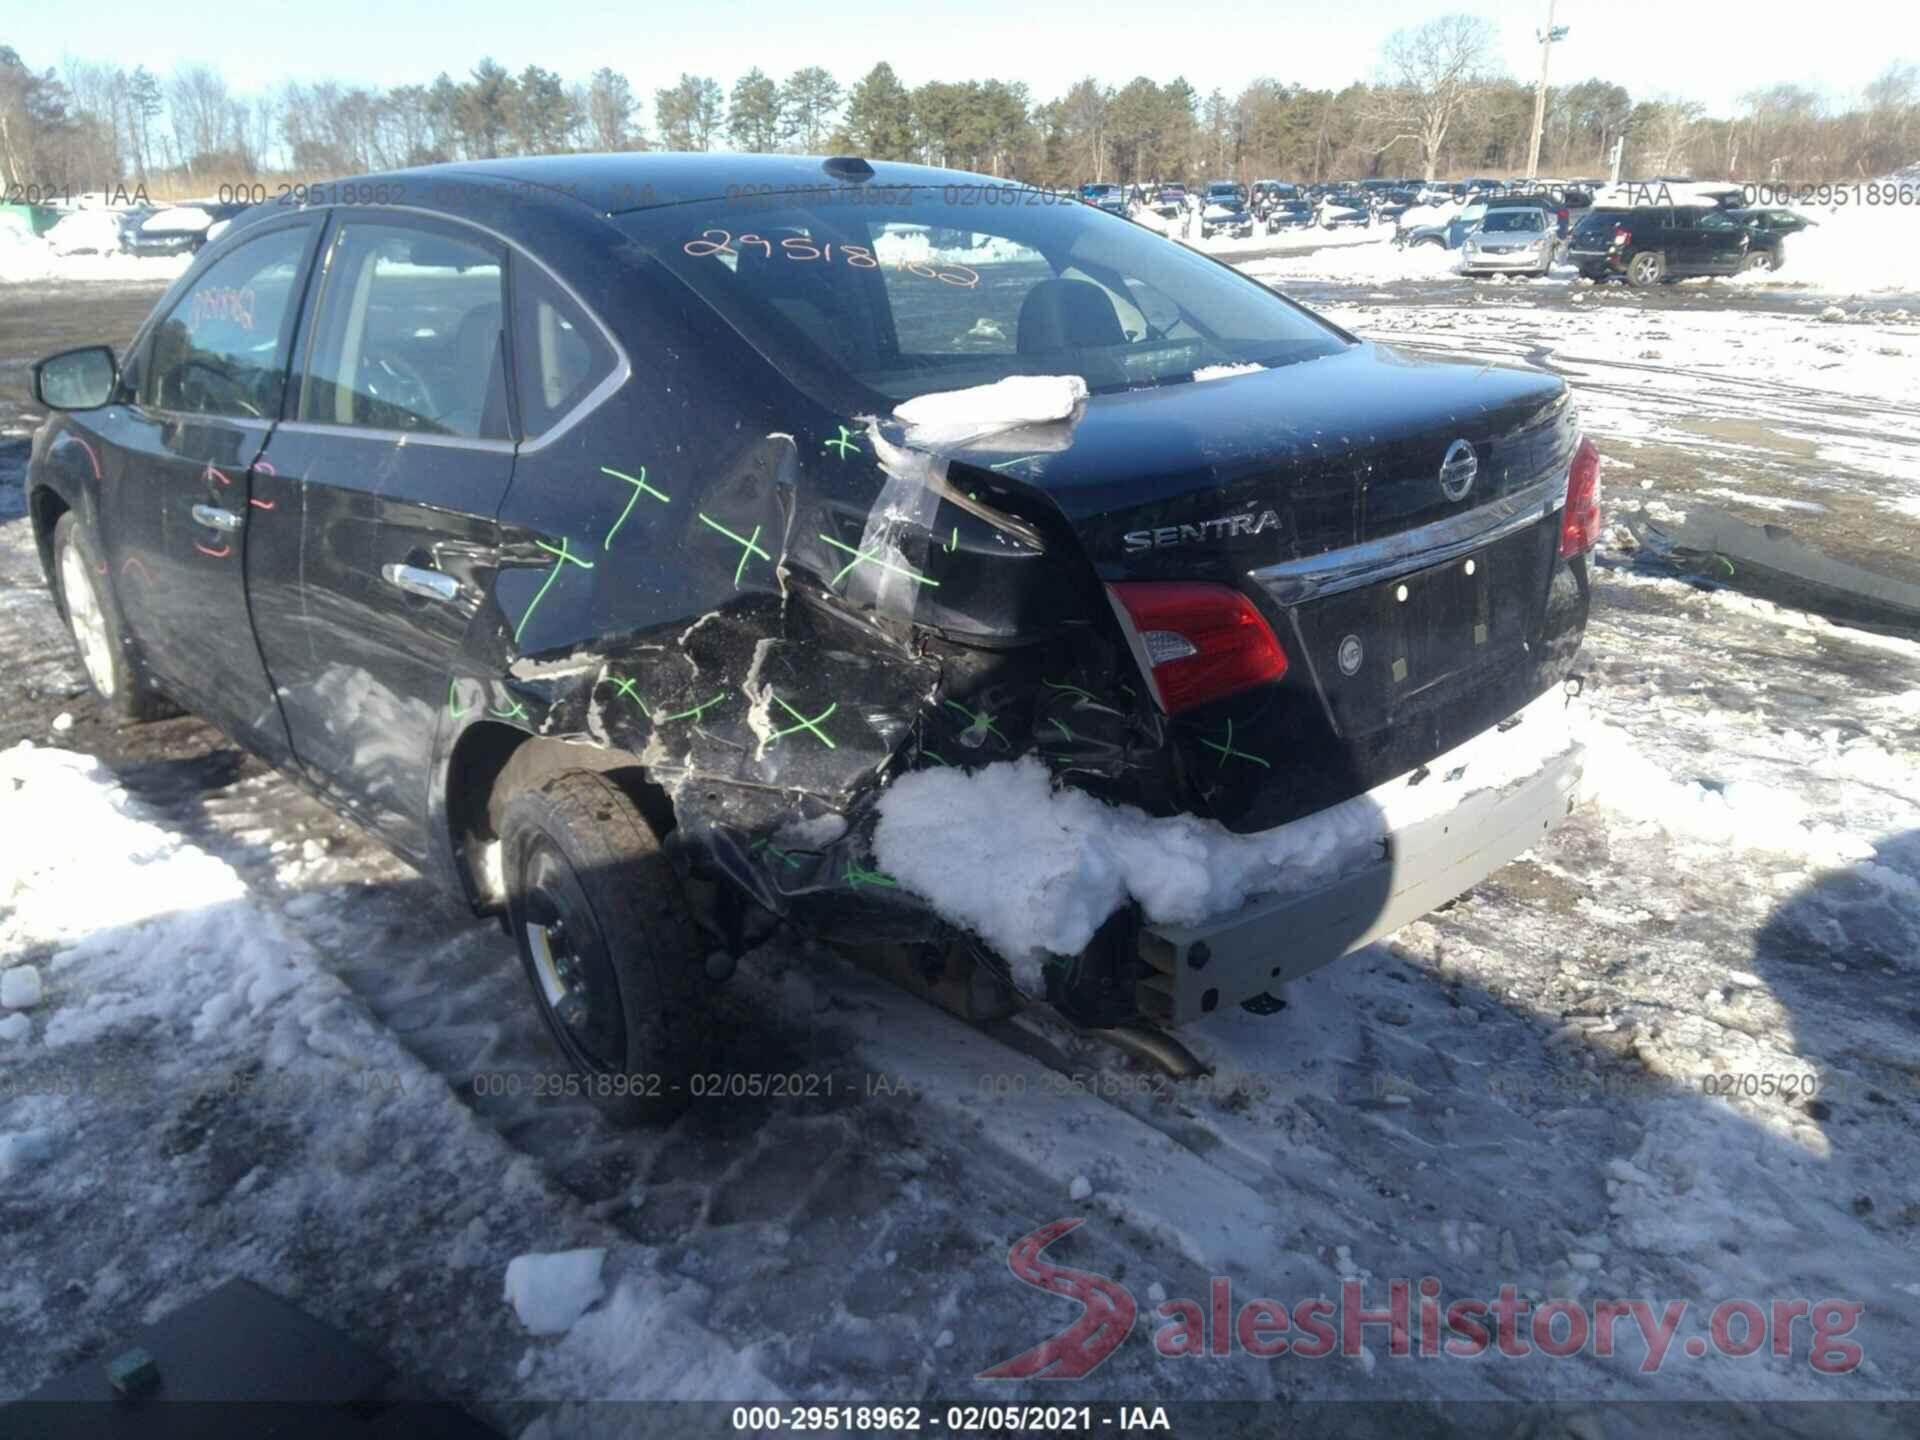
left=52, top=511, right=172, bottom=722
left=1627, top=250, right=1666, bottom=288
left=500, top=770, right=712, bottom=1124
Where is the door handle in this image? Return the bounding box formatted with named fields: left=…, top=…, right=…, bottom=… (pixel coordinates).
left=381, top=563, right=460, bottom=603
left=191, top=504, right=241, bottom=532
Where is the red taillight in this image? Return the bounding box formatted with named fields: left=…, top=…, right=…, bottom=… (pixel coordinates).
left=1611, top=226, right=1632, bottom=248
left=1560, top=436, right=1602, bottom=559
left=1108, top=581, right=1289, bottom=715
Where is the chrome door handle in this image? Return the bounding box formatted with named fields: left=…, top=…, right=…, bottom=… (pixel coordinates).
left=191, top=504, right=241, bottom=532
left=381, top=563, right=460, bottom=602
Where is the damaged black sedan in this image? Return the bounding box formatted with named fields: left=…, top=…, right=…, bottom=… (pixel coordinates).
left=27, top=154, right=1598, bottom=1119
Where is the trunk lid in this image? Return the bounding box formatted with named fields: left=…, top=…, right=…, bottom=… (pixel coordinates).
left=957, top=342, right=1573, bottom=578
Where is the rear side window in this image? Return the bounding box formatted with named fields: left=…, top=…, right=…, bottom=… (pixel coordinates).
left=298, top=220, right=509, bottom=439
left=512, top=261, right=616, bottom=438
left=142, top=224, right=313, bottom=419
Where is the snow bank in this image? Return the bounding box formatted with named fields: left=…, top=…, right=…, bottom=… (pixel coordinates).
left=873, top=688, right=1577, bottom=985
left=1238, top=238, right=1465, bottom=286
left=1, top=964, right=43, bottom=1009
left=1577, top=713, right=1875, bottom=868
left=504, top=1249, right=607, bottom=1335
left=0, top=226, right=191, bottom=284
left=1725, top=203, right=1920, bottom=294
left=893, top=374, right=1087, bottom=446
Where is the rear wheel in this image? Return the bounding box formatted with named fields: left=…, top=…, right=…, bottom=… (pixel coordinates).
left=52, top=511, right=172, bottom=722
left=500, top=770, right=712, bottom=1124
left=1626, top=250, right=1666, bottom=288
left=1741, top=251, right=1775, bottom=272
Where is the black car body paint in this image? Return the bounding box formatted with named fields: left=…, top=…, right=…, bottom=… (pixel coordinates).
left=27, top=153, right=1592, bottom=1022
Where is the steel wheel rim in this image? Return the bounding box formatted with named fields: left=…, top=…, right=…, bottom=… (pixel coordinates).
left=60, top=542, right=115, bottom=698
left=522, top=842, right=624, bottom=1071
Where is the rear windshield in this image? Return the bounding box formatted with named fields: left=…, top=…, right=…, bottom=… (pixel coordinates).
left=618, top=187, right=1348, bottom=406
left=1482, top=210, right=1546, bottom=233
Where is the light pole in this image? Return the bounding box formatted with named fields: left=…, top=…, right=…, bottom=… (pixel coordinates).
left=1526, top=0, right=1570, bottom=182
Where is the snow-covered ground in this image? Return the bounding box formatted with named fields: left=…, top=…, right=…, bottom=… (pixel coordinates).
left=3, top=259, right=1920, bottom=1433
left=0, top=214, right=191, bottom=284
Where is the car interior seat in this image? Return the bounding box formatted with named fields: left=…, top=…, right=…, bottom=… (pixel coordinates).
left=1016, top=278, right=1127, bottom=353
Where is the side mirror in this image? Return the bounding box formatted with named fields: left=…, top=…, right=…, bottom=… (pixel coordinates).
left=34, top=345, right=118, bottom=412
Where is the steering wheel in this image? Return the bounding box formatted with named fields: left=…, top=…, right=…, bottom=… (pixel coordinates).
left=172, top=358, right=265, bottom=418
left=360, top=353, right=439, bottom=427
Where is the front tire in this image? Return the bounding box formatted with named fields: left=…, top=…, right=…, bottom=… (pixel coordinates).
left=501, top=771, right=712, bottom=1124
left=52, top=511, right=171, bottom=722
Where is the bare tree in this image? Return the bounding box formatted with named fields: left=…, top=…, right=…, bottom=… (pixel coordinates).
left=1371, top=13, right=1500, bottom=181
left=168, top=64, right=231, bottom=173
left=1638, top=96, right=1704, bottom=173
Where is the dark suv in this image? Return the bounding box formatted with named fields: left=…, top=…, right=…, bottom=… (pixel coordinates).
left=1724, top=206, right=1816, bottom=272
left=1566, top=203, right=1750, bottom=286
left=28, top=154, right=1596, bottom=1118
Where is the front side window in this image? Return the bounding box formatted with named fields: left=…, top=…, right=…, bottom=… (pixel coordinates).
left=142, top=224, right=312, bottom=419
left=299, top=220, right=508, bottom=439
left=620, top=187, right=1347, bottom=409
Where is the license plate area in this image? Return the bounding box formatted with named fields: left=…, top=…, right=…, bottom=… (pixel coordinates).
left=1286, top=523, right=1545, bottom=740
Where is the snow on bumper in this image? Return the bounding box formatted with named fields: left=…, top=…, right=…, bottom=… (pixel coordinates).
left=874, top=689, right=1583, bottom=1007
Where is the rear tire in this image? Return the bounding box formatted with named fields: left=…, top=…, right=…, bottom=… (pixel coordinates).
left=500, top=770, right=711, bottom=1125
left=52, top=511, right=173, bottom=723
left=1627, top=250, right=1666, bottom=288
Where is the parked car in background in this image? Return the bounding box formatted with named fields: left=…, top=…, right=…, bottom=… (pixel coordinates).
left=1264, top=198, right=1315, bottom=233
left=1148, top=185, right=1189, bottom=222
left=1725, top=206, right=1816, bottom=271
left=1485, top=191, right=1571, bottom=240
left=1373, top=188, right=1423, bottom=224
left=1396, top=201, right=1487, bottom=249
left=1462, top=205, right=1555, bottom=276
left=1566, top=202, right=1750, bottom=286
left=125, top=201, right=251, bottom=257
left=1319, top=189, right=1374, bottom=228
left=1199, top=181, right=1254, bottom=238
left=27, top=152, right=1597, bottom=1118
left=1079, top=183, right=1129, bottom=217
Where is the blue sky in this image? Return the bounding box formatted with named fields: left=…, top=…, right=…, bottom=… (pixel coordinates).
left=12, top=0, right=1912, bottom=117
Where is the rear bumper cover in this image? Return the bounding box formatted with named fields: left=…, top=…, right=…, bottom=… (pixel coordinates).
left=1135, top=739, right=1584, bottom=1026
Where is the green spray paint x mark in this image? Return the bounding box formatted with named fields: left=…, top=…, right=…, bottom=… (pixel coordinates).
left=1201, top=717, right=1270, bottom=769
left=514, top=537, right=594, bottom=645
left=491, top=695, right=530, bottom=722
left=768, top=693, right=837, bottom=749
left=824, top=425, right=861, bottom=459
left=697, top=513, right=772, bottom=587
left=606, top=674, right=650, bottom=716
left=658, top=692, right=727, bottom=724
left=844, top=862, right=898, bottom=890
left=818, top=533, right=940, bottom=591
left=944, top=699, right=1006, bottom=746
left=600, top=465, right=669, bottom=547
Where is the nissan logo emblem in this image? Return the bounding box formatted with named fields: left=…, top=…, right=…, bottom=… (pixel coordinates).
left=1439, top=439, right=1478, bottom=502
left=1337, top=634, right=1364, bottom=675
